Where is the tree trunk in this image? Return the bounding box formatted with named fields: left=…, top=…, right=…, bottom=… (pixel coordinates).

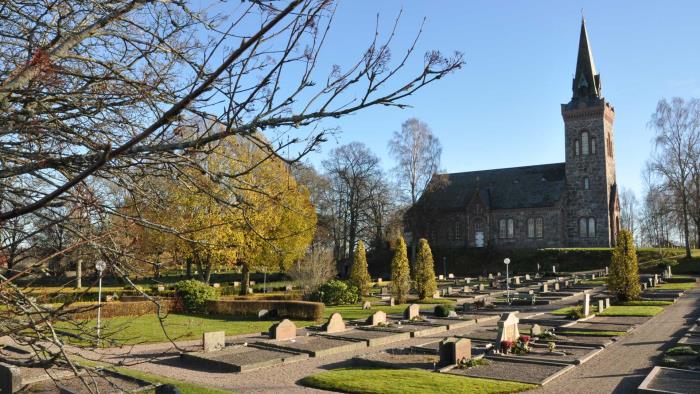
left=186, top=257, right=192, bottom=278
left=240, top=264, right=250, bottom=296
left=681, top=192, right=692, bottom=258
left=75, top=259, right=82, bottom=289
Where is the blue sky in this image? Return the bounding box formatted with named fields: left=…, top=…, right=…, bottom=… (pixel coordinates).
left=300, top=0, right=700, bottom=199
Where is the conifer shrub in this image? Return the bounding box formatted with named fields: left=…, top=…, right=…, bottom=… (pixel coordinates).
left=390, top=236, right=411, bottom=304
left=607, top=230, right=641, bottom=301
left=414, top=238, right=437, bottom=299
left=349, top=240, right=372, bottom=296
left=174, top=280, right=219, bottom=313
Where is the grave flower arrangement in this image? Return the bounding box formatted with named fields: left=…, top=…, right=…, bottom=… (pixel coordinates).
left=499, top=340, right=514, bottom=353
left=513, top=335, right=531, bottom=355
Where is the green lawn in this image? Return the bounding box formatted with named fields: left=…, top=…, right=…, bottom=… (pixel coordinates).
left=652, top=282, right=696, bottom=291
left=598, top=305, right=664, bottom=317
left=580, top=279, right=606, bottom=285
left=324, top=303, right=439, bottom=320
left=300, top=368, right=535, bottom=394
left=618, top=300, right=672, bottom=306
left=550, top=306, right=598, bottom=316
left=557, top=330, right=626, bottom=337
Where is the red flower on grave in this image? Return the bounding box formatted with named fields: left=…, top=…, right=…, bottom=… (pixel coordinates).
left=500, top=340, right=514, bottom=353
left=519, top=335, right=531, bottom=343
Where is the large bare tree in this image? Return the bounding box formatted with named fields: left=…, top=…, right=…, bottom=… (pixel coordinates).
left=647, top=97, right=700, bottom=258
left=0, top=0, right=462, bottom=385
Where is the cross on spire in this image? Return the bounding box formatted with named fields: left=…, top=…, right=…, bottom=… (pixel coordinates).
left=572, top=18, right=601, bottom=100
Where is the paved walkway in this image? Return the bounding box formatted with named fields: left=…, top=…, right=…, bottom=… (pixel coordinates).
left=527, top=285, right=700, bottom=394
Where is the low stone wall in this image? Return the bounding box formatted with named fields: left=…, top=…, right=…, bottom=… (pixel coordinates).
left=206, top=299, right=324, bottom=321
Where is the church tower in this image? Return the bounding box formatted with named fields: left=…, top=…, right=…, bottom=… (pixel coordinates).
left=562, top=19, right=620, bottom=247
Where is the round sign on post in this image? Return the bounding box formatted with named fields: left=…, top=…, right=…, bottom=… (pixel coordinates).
left=503, top=258, right=510, bottom=265
left=95, top=260, right=107, bottom=273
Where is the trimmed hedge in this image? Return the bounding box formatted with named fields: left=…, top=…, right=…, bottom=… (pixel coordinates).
left=206, top=299, right=324, bottom=321
left=63, top=299, right=180, bottom=320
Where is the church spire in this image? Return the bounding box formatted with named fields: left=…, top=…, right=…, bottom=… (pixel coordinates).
left=572, top=18, right=601, bottom=100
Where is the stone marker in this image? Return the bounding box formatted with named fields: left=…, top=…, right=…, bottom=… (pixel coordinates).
left=642, top=282, right=648, bottom=290
left=447, top=311, right=458, bottom=318
left=564, top=280, right=570, bottom=288
left=389, top=297, right=395, bottom=307
left=324, top=312, right=345, bottom=333
left=105, top=295, right=114, bottom=302
left=478, top=284, right=485, bottom=291
left=0, top=362, right=21, bottom=393
left=552, top=265, right=556, bottom=273
left=249, top=280, right=256, bottom=286
left=605, top=298, right=611, bottom=308
left=232, top=281, right=240, bottom=287
left=366, top=311, right=386, bottom=326
left=377, top=278, right=383, bottom=284
left=433, top=290, right=441, bottom=298
left=598, top=299, right=605, bottom=313
left=465, top=278, right=471, bottom=284
left=439, top=338, right=471, bottom=366
left=540, top=283, right=549, bottom=293
left=530, top=323, right=543, bottom=336
left=269, top=319, right=296, bottom=340
left=667, top=265, right=672, bottom=278
left=553, top=283, right=560, bottom=291
left=463, top=285, right=471, bottom=293
left=157, top=285, right=165, bottom=292
left=211, top=283, right=219, bottom=288
left=447, top=286, right=454, bottom=295
left=583, top=293, right=590, bottom=317
left=404, top=304, right=420, bottom=320
left=591, top=274, right=596, bottom=280
left=362, top=301, right=372, bottom=310
left=653, top=274, right=659, bottom=286
left=438, top=274, right=444, bottom=280
left=285, top=284, right=293, bottom=291
left=203, top=331, right=226, bottom=352
left=513, top=276, right=521, bottom=285
left=488, top=273, right=494, bottom=279
left=258, top=309, right=270, bottom=319
left=525, top=274, right=531, bottom=281
left=247, top=287, right=254, bottom=294
left=497, top=272, right=501, bottom=277
left=648, top=277, right=654, bottom=288
left=448, top=273, right=455, bottom=279
left=528, top=289, right=535, bottom=295
left=496, top=312, right=520, bottom=344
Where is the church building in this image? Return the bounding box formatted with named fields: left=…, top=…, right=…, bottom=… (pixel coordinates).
left=406, top=20, right=621, bottom=250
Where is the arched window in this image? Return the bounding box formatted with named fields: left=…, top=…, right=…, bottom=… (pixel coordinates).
left=591, top=137, right=596, bottom=154
left=574, top=139, right=580, bottom=156
left=507, top=218, right=514, bottom=239
left=579, top=217, right=596, bottom=238
left=583, top=177, right=590, bottom=190
left=581, top=131, right=589, bottom=155
left=536, top=217, right=544, bottom=238
left=527, top=218, right=535, bottom=238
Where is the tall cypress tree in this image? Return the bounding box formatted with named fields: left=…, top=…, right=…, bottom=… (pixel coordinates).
left=607, top=229, right=641, bottom=301
left=390, top=236, right=411, bottom=304
left=414, top=238, right=437, bottom=299
left=349, top=240, right=371, bottom=296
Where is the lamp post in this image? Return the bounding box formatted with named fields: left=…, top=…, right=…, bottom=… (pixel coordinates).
left=95, top=260, right=107, bottom=346
left=503, top=258, right=511, bottom=304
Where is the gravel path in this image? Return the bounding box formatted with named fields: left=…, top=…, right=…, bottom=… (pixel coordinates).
left=526, top=284, right=700, bottom=394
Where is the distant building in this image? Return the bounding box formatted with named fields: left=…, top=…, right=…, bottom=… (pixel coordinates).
left=406, top=20, right=621, bottom=250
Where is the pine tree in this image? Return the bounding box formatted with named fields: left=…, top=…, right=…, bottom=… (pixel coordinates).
left=607, top=229, right=641, bottom=301
left=390, top=236, right=411, bottom=304
left=349, top=240, right=372, bottom=296
left=414, top=238, right=437, bottom=299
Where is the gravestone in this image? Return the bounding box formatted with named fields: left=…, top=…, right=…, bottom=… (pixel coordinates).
left=553, top=283, right=560, bottom=291
left=605, top=266, right=609, bottom=275
left=439, top=338, right=471, bottom=366
left=540, top=283, right=549, bottom=293
left=157, top=285, right=166, bottom=292
left=366, top=311, right=386, bottom=326
left=488, top=273, right=494, bottom=279
left=389, top=297, right=395, bottom=307
left=249, top=281, right=256, bottom=286
left=525, top=274, right=531, bottom=281
left=564, top=280, right=570, bottom=288
left=513, top=276, right=521, bottom=285
left=377, top=278, right=383, bottom=284
left=404, top=304, right=420, bottom=320
left=285, top=284, right=293, bottom=291
left=465, top=278, right=471, bottom=284
left=269, top=319, right=296, bottom=340
left=447, top=311, right=458, bottom=318
left=362, top=301, right=372, bottom=310
left=258, top=309, right=271, bottom=319
left=0, top=363, right=22, bottom=394
left=203, top=331, right=226, bottom=352
left=247, top=287, right=254, bottom=294
left=496, top=312, right=520, bottom=344
left=598, top=299, right=605, bottom=313
left=478, top=284, right=485, bottom=291
left=528, top=289, right=535, bottom=295
left=232, top=281, right=241, bottom=287
left=497, top=272, right=501, bottom=277
left=448, top=273, right=455, bottom=279
left=552, top=265, right=556, bottom=274
left=438, top=274, right=444, bottom=280
left=433, top=290, right=441, bottom=298
left=591, top=274, right=596, bottom=280
left=537, top=263, right=540, bottom=271
left=447, top=286, right=454, bottom=295
left=463, top=285, right=471, bottom=293
left=605, top=298, right=611, bottom=308
left=530, top=323, right=543, bottom=336
left=583, top=294, right=590, bottom=317
left=212, top=283, right=220, bottom=288
left=324, top=312, right=345, bottom=333
left=667, top=265, right=672, bottom=278
left=653, top=274, right=659, bottom=286
left=642, top=282, right=648, bottom=290
left=105, top=295, right=114, bottom=302
left=648, top=277, right=654, bottom=288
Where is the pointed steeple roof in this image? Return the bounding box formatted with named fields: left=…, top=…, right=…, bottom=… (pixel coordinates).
left=572, top=18, right=601, bottom=100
